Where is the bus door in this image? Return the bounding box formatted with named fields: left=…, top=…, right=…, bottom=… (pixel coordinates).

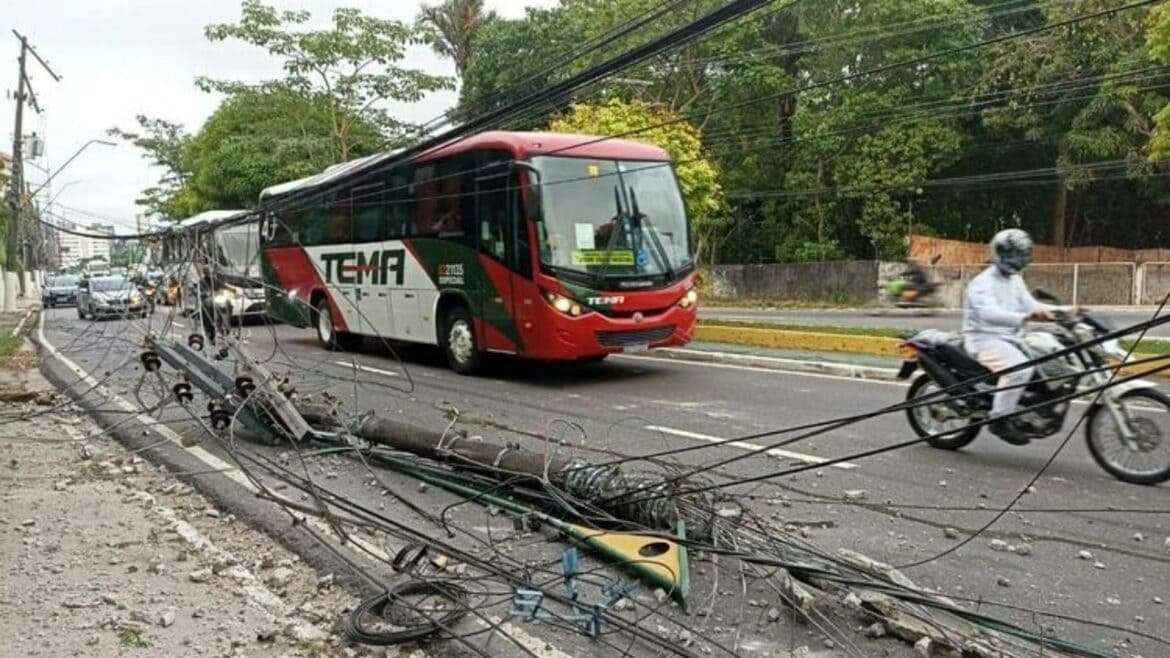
left=351, top=183, right=392, bottom=338
left=475, top=165, right=518, bottom=352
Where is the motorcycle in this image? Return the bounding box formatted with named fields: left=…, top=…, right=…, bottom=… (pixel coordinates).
left=897, top=291, right=1170, bottom=484
left=882, top=257, right=942, bottom=308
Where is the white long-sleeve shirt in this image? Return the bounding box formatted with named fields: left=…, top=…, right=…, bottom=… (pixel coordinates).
left=962, top=265, right=1048, bottom=337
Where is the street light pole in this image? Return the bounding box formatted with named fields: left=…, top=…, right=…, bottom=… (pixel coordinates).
left=6, top=30, right=60, bottom=306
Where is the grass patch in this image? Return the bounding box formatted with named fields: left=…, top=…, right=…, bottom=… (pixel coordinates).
left=700, top=297, right=860, bottom=310
left=0, top=332, right=24, bottom=361
left=1121, top=339, right=1170, bottom=356
left=698, top=318, right=903, bottom=338
left=117, top=627, right=150, bottom=649
left=702, top=319, right=1168, bottom=356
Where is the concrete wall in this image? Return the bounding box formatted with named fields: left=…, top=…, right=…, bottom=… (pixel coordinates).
left=709, top=261, right=881, bottom=304
left=920, top=263, right=1135, bottom=306
left=911, top=235, right=1167, bottom=266
left=711, top=260, right=1144, bottom=306
left=1139, top=263, right=1170, bottom=306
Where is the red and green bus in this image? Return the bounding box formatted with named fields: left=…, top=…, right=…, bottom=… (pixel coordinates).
left=258, top=131, right=698, bottom=373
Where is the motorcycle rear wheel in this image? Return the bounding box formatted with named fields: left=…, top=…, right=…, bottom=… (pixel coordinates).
left=1085, top=388, right=1170, bottom=485
left=906, top=374, right=981, bottom=450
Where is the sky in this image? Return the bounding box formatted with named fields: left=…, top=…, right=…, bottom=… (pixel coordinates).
left=3, top=1, right=554, bottom=234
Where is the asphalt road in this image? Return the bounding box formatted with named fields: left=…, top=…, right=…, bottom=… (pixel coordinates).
left=40, top=306, right=1170, bottom=658
left=702, top=307, right=1170, bottom=339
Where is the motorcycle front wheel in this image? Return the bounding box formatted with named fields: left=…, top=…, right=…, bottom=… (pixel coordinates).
left=906, top=374, right=981, bottom=450
left=1086, top=388, right=1170, bottom=485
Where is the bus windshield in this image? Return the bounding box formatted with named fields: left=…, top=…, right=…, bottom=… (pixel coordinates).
left=215, top=224, right=260, bottom=278
left=531, top=156, right=691, bottom=281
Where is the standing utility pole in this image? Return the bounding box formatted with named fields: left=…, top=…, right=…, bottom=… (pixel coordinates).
left=6, top=30, right=60, bottom=297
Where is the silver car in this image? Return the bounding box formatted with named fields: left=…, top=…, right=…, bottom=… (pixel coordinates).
left=77, top=276, right=148, bottom=320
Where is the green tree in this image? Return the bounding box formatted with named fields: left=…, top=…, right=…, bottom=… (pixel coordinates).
left=185, top=89, right=383, bottom=209
left=106, top=116, right=198, bottom=219
left=548, top=99, right=726, bottom=263
left=1149, top=2, right=1170, bottom=158
left=417, top=0, right=489, bottom=78
left=201, top=0, right=452, bottom=158
left=459, top=7, right=578, bottom=120
left=979, top=0, right=1167, bottom=246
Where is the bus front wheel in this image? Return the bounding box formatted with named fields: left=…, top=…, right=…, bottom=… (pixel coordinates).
left=443, top=307, right=481, bottom=375
left=314, top=297, right=356, bottom=352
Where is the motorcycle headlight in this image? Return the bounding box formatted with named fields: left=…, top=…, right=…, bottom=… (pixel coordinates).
left=129, top=292, right=141, bottom=304
left=545, top=291, right=582, bottom=317
left=678, top=287, right=698, bottom=309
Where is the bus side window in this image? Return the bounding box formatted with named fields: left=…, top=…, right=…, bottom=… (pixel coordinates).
left=385, top=169, right=413, bottom=240
left=352, top=183, right=384, bottom=244
left=412, top=164, right=437, bottom=236
left=475, top=159, right=528, bottom=276
left=326, top=189, right=352, bottom=245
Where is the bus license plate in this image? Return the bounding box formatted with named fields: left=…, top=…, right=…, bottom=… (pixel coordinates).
left=624, top=343, right=649, bottom=353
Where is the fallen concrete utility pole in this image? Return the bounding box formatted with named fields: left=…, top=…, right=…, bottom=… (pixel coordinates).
left=349, top=413, right=704, bottom=539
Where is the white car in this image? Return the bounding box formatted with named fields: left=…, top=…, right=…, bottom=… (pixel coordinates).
left=77, top=276, right=149, bottom=320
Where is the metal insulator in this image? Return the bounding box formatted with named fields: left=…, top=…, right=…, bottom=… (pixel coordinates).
left=234, top=376, right=256, bottom=399
left=172, top=381, right=194, bottom=404
left=210, top=408, right=231, bottom=431
left=188, top=334, right=204, bottom=351
left=139, top=351, right=162, bottom=372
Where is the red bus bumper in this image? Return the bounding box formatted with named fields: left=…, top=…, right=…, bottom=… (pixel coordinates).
left=518, top=301, right=697, bottom=361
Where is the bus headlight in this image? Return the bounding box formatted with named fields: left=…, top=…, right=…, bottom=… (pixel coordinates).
left=678, top=288, right=698, bottom=309
left=545, top=292, right=583, bottom=317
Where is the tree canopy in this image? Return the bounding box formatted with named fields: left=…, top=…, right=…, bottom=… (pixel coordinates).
left=456, top=0, right=1170, bottom=262
left=114, top=1, right=449, bottom=220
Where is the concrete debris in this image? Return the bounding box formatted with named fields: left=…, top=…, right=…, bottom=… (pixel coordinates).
left=265, top=567, right=295, bottom=590
left=767, top=607, right=781, bottom=622
left=842, top=489, right=867, bottom=501
left=914, top=636, right=932, bottom=657
left=188, top=568, right=213, bottom=583
left=864, top=622, right=887, bottom=638
left=989, top=539, right=1009, bottom=552
left=996, top=576, right=1011, bottom=588
left=943, top=527, right=959, bottom=540
left=158, top=611, right=176, bottom=628
left=1078, top=550, right=1093, bottom=561
left=1012, top=543, right=1032, bottom=556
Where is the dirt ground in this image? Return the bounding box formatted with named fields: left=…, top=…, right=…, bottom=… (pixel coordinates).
left=0, top=344, right=393, bottom=658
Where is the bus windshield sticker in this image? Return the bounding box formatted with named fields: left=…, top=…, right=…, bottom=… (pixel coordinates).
left=571, top=250, right=634, bottom=266
left=574, top=223, right=595, bottom=250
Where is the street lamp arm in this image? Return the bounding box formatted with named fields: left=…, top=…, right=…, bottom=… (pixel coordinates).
left=27, top=139, right=115, bottom=199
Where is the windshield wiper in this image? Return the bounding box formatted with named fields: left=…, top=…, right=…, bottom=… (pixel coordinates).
left=597, top=186, right=628, bottom=283
left=628, top=187, right=674, bottom=279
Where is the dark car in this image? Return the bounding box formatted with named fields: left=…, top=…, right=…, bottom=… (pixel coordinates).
left=42, top=274, right=81, bottom=307
left=76, top=276, right=148, bottom=320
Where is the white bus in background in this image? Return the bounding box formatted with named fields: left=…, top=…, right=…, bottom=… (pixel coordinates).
left=165, top=210, right=267, bottom=322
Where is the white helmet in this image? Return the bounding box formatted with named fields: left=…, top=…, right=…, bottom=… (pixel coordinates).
left=990, top=228, right=1033, bottom=274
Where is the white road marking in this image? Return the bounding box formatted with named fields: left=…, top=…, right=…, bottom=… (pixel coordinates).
left=37, top=316, right=569, bottom=658
left=333, top=360, right=399, bottom=377
left=612, top=352, right=907, bottom=386
left=645, top=425, right=858, bottom=470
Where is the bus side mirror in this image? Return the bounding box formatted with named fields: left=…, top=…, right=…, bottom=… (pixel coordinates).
left=512, top=162, right=542, bottom=219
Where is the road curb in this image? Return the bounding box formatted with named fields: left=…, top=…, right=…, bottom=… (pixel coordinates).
left=30, top=316, right=380, bottom=598
left=694, top=322, right=1170, bottom=380
left=652, top=347, right=902, bottom=381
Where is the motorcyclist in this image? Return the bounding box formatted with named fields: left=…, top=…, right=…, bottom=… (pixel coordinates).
left=961, top=229, right=1056, bottom=445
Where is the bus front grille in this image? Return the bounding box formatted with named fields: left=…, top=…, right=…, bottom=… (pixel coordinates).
left=595, top=325, right=676, bottom=348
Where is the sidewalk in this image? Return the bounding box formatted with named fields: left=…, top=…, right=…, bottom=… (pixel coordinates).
left=0, top=344, right=363, bottom=657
